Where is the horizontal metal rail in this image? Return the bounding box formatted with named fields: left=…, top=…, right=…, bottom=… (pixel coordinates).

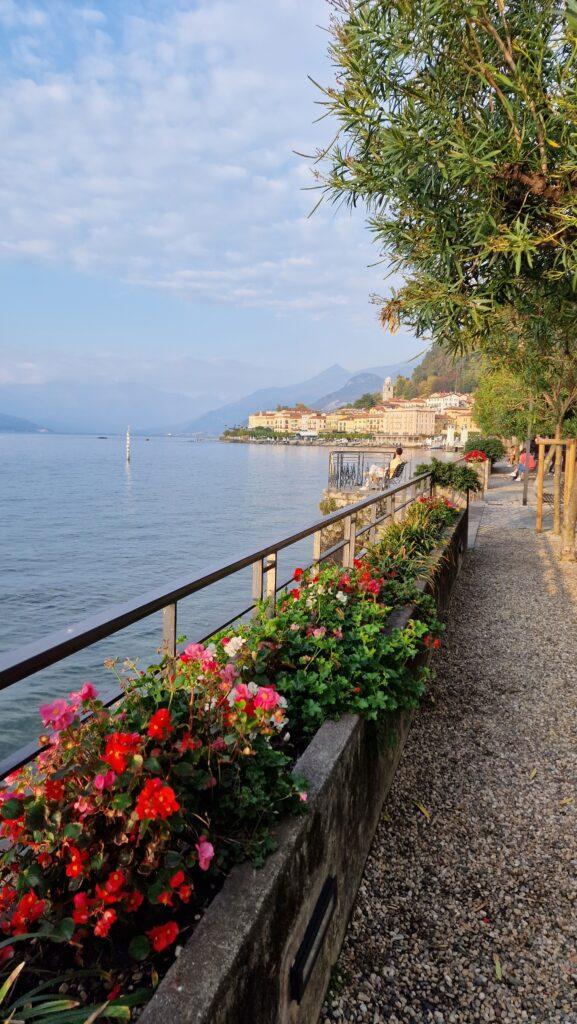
left=0, top=471, right=434, bottom=778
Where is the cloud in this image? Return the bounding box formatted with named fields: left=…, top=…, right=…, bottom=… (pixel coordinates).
left=0, top=0, right=385, bottom=320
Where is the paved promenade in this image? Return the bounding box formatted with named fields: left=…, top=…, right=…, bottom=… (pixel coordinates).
left=322, top=473, right=577, bottom=1024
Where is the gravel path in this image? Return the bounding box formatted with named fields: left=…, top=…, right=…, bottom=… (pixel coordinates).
left=322, top=487, right=577, bottom=1024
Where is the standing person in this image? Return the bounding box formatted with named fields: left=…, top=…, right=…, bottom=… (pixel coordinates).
left=389, top=446, right=404, bottom=477
left=508, top=441, right=519, bottom=466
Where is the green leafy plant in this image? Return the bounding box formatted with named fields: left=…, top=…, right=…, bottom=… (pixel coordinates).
left=415, top=458, right=482, bottom=494
left=463, top=435, right=505, bottom=463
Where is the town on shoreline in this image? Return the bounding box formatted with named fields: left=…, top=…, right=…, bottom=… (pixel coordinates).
left=221, top=376, right=477, bottom=449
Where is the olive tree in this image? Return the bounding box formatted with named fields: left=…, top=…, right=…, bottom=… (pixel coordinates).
left=319, top=0, right=577, bottom=555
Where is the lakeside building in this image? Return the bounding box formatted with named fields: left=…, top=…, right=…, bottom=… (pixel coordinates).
left=425, top=391, right=471, bottom=412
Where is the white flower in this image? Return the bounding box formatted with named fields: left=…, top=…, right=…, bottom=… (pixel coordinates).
left=225, top=636, right=246, bottom=658
left=336, top=592, right=348, bottom=604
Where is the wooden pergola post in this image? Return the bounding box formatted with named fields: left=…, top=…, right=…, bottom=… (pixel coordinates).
left=565, top=440, right=577, bottom=519
left=536, top=440, right=546, bottom=533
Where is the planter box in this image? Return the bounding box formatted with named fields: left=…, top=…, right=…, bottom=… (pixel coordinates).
left=140, top=508, right=468, bottom=1024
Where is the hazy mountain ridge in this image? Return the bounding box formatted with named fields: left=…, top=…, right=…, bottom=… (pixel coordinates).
left=0, top=411, right=50, bottom=433
left=0, top=359, right=421, bottom=434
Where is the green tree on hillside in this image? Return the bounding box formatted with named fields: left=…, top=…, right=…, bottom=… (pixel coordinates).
left=352, top=391, right=380, bottom=408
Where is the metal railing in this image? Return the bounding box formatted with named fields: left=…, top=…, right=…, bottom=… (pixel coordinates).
left=0, top=471, right=432, bottom=778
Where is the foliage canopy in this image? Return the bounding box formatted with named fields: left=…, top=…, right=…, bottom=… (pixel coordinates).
left=321, top=0, right=577, bottom=357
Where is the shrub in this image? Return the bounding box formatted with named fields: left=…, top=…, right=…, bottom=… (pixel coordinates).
left=464, top=435, right=505, bottom=463
left=415, top=458, right=482, bottom=494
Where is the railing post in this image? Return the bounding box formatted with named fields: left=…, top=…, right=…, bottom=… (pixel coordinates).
left=252, top=559, right=264, bottom=619
left=162, top=603, right=177, bottom=657
left=389, top=492, right=397, bottom=523
left=265, top=553, right=277, bottom=617
left=343, top=513, right=357, bottom=567
left=368, top=500, right=378, bottom=546
left=312, top=528, right=322, bottom=569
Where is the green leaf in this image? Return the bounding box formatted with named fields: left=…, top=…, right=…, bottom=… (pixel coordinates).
left=172, top=761, right=195, bottom=777
left=128, top=935, right=151, bottom=961
left=143, top=757, right=162, bottom=773
left=62, top=822, right=83, bottom=839
left=52, top=918, right=75, bottom=943
left=1, top=798, right=23, bottom=820
left=111, top=793, right=132, bottom=811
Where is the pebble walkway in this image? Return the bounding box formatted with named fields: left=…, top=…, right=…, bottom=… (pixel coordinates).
left=322, top=476, right=577, bottom=1024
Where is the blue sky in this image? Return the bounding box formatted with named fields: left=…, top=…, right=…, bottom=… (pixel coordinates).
left=0, top=0, right=423, bottom=396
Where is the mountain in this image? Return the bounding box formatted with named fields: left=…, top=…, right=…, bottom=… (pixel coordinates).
left=0, top=412, right=49, bottom=433
left=315, top=362, right=411, bottom=410
left=0, top=381, right=219, bottom=434
left=178, top=364, right=353, bottom=435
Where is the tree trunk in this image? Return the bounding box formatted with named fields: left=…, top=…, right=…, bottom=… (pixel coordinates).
left=553, top=424, right=563, bottom=535
left=561, top=459, right=577, bottom=560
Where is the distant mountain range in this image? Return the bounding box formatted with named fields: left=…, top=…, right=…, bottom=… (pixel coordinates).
left=177, top=362, right=412, bottom=435
left=0, top=359, right=419, bottom=435
left=316, top=372, right=384, bottom=411
left=0, top=411, right=49, bottom=433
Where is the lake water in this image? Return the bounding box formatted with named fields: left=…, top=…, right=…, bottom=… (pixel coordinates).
left=0, top=435, right=431, bottom=762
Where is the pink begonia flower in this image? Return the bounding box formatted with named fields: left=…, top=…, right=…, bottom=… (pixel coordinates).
left=180, top=642, right=206, bottom=664
left=73, top=796, right=93, bottom=816
left=196, top=836, right=215, bottom=871
left=290, top=623, right=300, bottom=632
left=39, top=699, right=76, bottom=732
left=333, top=629, right=343, bottom=640
left=211, top=737, right=227, bottom=752
left=69, top=681, right=99, bottom=705
left=253, top=686, right=280, bottom=711
left=220, top=663, right=237, bottom=686
left=299, top=792, right=308, bottom=802
left=94, top=770, right=117, bottom=791
left=80, top=682, right=98, bottom=701
left=232, top=683, right=252, bottom=703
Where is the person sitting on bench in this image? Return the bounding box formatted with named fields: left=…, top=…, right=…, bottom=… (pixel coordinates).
left=388, top=447, right=405, bottom=478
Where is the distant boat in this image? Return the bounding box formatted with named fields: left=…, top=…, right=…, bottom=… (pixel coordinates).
left=97, top=436, right=108, bottom=440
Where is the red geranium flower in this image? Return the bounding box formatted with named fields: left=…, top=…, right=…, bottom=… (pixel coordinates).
left=103, top=732, right=141, bottom=773
left=65, top=845, right=89, bottom=878
left=94, top=908, right=117, bottom=938
left=10, top=891, right=46, bottom=934
left=169, top=870, right=185, bottom=888
left=45, top=777, right=65, bottom=802
left=147, top=920, right=179, bottom=952
left=147, top=708, right=173, bottom=740
left=124, top=890, right=144, bottom=913
left=72, top=892, right=92, bottom=924
left=293, top=567, right=303, bottom=581
left=290, top=588, right=301, bottom=601
left=135, top=778, right=180, bottom=821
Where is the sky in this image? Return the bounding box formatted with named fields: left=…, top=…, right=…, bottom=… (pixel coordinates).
left=0, top=0, right=423, bottom=396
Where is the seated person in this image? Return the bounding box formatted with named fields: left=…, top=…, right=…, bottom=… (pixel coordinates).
left=510, top=449, right=536, bottom=479
left=388, top=446, right=404, bottom=477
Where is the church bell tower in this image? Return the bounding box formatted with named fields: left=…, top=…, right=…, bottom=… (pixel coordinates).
left=382, top=376, right=394, bottom=401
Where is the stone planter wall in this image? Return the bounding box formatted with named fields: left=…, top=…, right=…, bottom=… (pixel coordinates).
left=140, top=508, right=468, bottom=1024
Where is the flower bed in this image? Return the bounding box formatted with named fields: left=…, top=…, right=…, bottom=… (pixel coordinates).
left=0, top=497, right=461, bottom=1021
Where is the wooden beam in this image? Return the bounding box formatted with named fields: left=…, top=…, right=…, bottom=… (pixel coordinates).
left=536, top=441, right=545, bottom=533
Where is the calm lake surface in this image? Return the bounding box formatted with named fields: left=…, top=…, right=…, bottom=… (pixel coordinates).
left=0, top=435, right=431, bottom=761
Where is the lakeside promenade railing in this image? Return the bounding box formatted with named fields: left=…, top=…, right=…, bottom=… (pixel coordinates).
left=0, top=470, right=433, bottom=779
